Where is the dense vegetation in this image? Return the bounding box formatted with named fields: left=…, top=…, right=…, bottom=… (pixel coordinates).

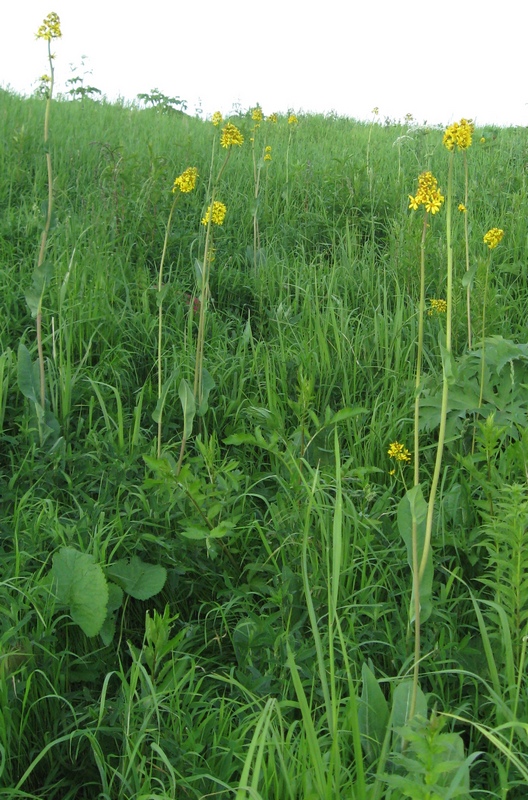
left=1, top=83, right=528, bottom=799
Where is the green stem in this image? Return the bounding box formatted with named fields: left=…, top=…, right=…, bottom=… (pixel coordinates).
left=463, top=153, right=472, bottom=349
left=156, top=194, right=178, bottom=458
left=193, top=148, right=232, bottom=405
left=409, top=210, right=428, bottom=720
left=419, top=150, right=454, bottom=582
left=36, top=39, right=55, bottom=411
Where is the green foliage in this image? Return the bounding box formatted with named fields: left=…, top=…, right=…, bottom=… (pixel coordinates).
left=52, top=547, right=167, bottom=638
left=0, top=87, right=526, bottom=798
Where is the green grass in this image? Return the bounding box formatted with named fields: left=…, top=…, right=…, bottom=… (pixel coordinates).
left=1, top=85, right=528, bottom=798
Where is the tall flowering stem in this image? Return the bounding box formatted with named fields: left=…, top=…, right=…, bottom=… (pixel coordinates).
left=156, top=168, right=198, bottom=458
left=477, top=229, right=505, bottom=412
left=407, top=171, right=444, bottom=718
left=193, top=122, right=243, bottom=405
left=419, top=150, right=455, bottom=585
left=462, top=153, right=472, bottom=347
left=33, top=13, right=62, bottom=410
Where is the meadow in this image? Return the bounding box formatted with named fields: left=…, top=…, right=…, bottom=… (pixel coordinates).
left=1, top=33, right=528, bottom=799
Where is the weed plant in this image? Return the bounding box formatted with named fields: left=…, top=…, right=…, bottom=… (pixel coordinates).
left=1, top=19, right=528, bottom=797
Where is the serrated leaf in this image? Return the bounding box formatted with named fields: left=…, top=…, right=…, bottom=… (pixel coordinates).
left=52, top=547, right=109, bottom=637
left=180, top=526, right=209, bottom=540
left=106, top=556, right=166, bottom=600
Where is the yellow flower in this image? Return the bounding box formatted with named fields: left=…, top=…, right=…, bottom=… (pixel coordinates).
left=172, top=167, right=198, bottom=193
left=483, top=228, right=504, bottom=249
left=458, top=203, right=467, bottom=213
left=480, top=136, right=486, bottom=144
left=443, top=118, right=474, bottom=151
left=425, top=193, right=444, bottom=214
left=264, top=145, right=272, bottom=162
left=409, top=172, right=444, bottom=214
left=36, top=12, right=62, bottom=40
left=220, top=122, right=244, bottom=148
left=251, top=106, right=263, bottom=123
left=371, top=107, right=379, bottom=116
left=201, top=201, right=227, bottom=226
left=388, top=441, right=411, bottom=463
left=212, top=111, right=223, bottom=127
left=267, top=113, right=278, bottom=123
left=428, top=298, right=447, bottom=316
left=288, top=114, right=298, bottom=125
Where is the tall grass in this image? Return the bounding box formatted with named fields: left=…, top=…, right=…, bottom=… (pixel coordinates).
left=1, top=83, right=528, bottom=798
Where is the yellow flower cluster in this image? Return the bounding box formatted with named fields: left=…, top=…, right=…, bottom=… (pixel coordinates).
left=443, top=118, right=474, bottom=151
left=212, top=111, right=223, bottom=127
left=36, top=12, right=62, bottom=40
left=458, top=203, right=467, bottom=213
left=483, top=228, right=504, bottom=249
left=388, top=441, right=411, bottom=463
left=251, top=106, right=263, bottom=123
left=288, top=114, right=298, bottom=126
left=172, top=167, right=198, bottom=194
left=201, top=201, right=227, bottom=226
left=428, top=298, right=447, bottom=316
left=264, top=145, right=272, bottom=162
left=267, top=113, right=278, bottom=124
left=408, top=171, right=444, bottom=215
left=220, top=122, right=244, bottom=148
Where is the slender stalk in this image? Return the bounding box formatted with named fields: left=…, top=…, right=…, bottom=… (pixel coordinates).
left=36, top=38, right=56, bottom=410
left=193, top=149, right=232, bottom=405
left=419, top=150, right=454, bottom=582
left=463, top=153, right=472, bottom=348
left=409, top=210, right=428, bottom=719
left=156, top=194, right=178, bottom=458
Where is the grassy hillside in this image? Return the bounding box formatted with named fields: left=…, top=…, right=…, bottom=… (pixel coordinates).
left=1, top=86, right=528, bottom=798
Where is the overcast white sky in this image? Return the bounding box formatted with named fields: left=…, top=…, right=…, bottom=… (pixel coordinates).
left=2, top=0, right=527, bottom=127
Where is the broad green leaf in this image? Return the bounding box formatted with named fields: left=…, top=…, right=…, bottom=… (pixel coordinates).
left=52, top=547, right=109, bottom=637
left=358, top=662, right=390, bottom=762
left=208, top=520, right=236, bottom=538
left=99, top=582, right=124, bottom=646
left=106, top=556, right=166, bottom=600
left=223, top=433, right=258, bottom=446
left=397, top=485, right=433, bottom=624
left=24, top=262, right=53, bottom=318
left=178, top=378, right=195, bottom=438
left=17, top=343, right=40, bottom=405
left=461, top=263, right=478, bottom=289
left=327, top=407, right=368, bottom=425
left=179, top=526, right=209, bottom=540
left=391, top=679, right=427, bottom=732
left=194, top=258, right=203, bottom=284
left=152, top=372, right=175, bottom=424
left=196, top=369, right=215, bottom=417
